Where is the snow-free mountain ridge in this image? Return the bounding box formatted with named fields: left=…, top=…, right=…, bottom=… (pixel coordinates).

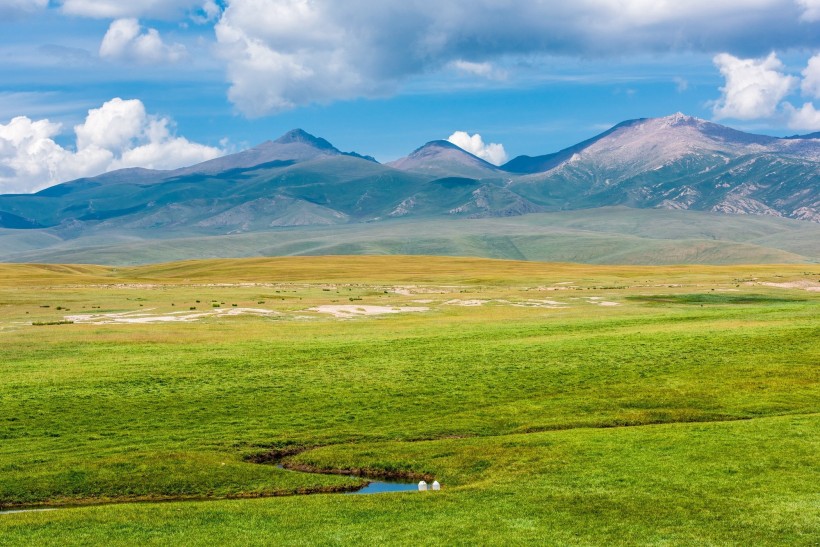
left=0, top=114, right=817, bottom=250
left=387, top=140, right=502, bottom=179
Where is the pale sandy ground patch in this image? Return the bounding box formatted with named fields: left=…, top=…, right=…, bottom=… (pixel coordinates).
left=391, top=285, right=458, bottom=295
left=309, top=305, right=430, bottom=318
left=512, top=300, right=569, bottom=310
left=585, top=297, right=620, bottom=307
left=64, top=308, right=279, bottom=324
left=444, top=299, right=568, bottom=308
left=507, top=299, right=566, bottom=308
left=757, top=280, right=820, bottom=292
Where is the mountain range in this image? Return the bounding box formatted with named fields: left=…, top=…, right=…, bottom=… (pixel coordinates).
left=0, top=114, right=818, bottom=264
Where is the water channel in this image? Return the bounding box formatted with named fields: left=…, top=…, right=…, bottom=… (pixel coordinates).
left=0, top=463, right=426, bottom=514
left=276, top=463, right=422, bottom=495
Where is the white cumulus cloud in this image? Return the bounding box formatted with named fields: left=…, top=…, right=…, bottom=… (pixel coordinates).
left=0, top=116, right=111, bottom=193
left=796, top=0, right=820, bottom=20
left=100, top=19, right=187, bottom=64
left=801, top=53, right=820, bottom=99
left=712, top=53, right=797, bottom=120
left=785, top=102, right=820, bottom=130
left=710, top=51, right=820, bottom=130
left=0, top=98, right=224, bottom=194
left=214, top=0, right=386, bottom=117
left=447, top=131, right=508, bottom=165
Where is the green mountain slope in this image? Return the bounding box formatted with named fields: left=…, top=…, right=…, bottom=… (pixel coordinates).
left=3, top=208, right=817, bottom=265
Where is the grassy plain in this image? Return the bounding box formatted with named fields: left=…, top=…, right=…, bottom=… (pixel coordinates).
left=3, top=207, right=820, bottom=265
left=0, top=256, right=818, bottom=545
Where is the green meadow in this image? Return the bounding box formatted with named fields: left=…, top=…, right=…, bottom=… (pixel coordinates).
left=0, top=256, right=818, bottom=545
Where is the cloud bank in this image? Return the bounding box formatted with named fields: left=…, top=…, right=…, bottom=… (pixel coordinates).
left=0, top=98, right=224, bottom=194
left=213, top=0, right=819, bottom=116
left=447, top=131, right=508, bottom=165
left=14, top=1, right=820, bottom=131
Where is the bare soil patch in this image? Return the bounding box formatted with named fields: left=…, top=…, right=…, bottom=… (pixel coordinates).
left=309, top=305, right=430, bottom=318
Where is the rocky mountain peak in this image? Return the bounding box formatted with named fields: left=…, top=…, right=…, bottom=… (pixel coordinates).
left=408, top=140, right=464, bottom=157
left=272, top=129, right=338, bottom=151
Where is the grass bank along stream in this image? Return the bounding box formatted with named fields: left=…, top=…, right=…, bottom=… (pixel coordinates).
left=0, top=257, right=818, bottom=544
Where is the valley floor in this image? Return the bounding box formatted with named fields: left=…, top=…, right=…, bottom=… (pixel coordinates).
left=0, top=257, right=818, bottom=545
left=3, top=207, right=820, bottom=266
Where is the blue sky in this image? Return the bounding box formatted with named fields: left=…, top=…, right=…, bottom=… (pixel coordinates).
left=1, top=0, right=820, bottom=192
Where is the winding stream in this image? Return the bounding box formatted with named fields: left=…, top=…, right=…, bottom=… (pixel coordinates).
left=275, top=464, right=421, bottom=495
left=346, top=479, right=419, bottom=495
left=0, top=461, right=426, bottom=515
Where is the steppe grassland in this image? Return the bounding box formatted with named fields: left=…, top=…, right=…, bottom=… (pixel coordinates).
left=0, top=256, right=818, bottom=545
